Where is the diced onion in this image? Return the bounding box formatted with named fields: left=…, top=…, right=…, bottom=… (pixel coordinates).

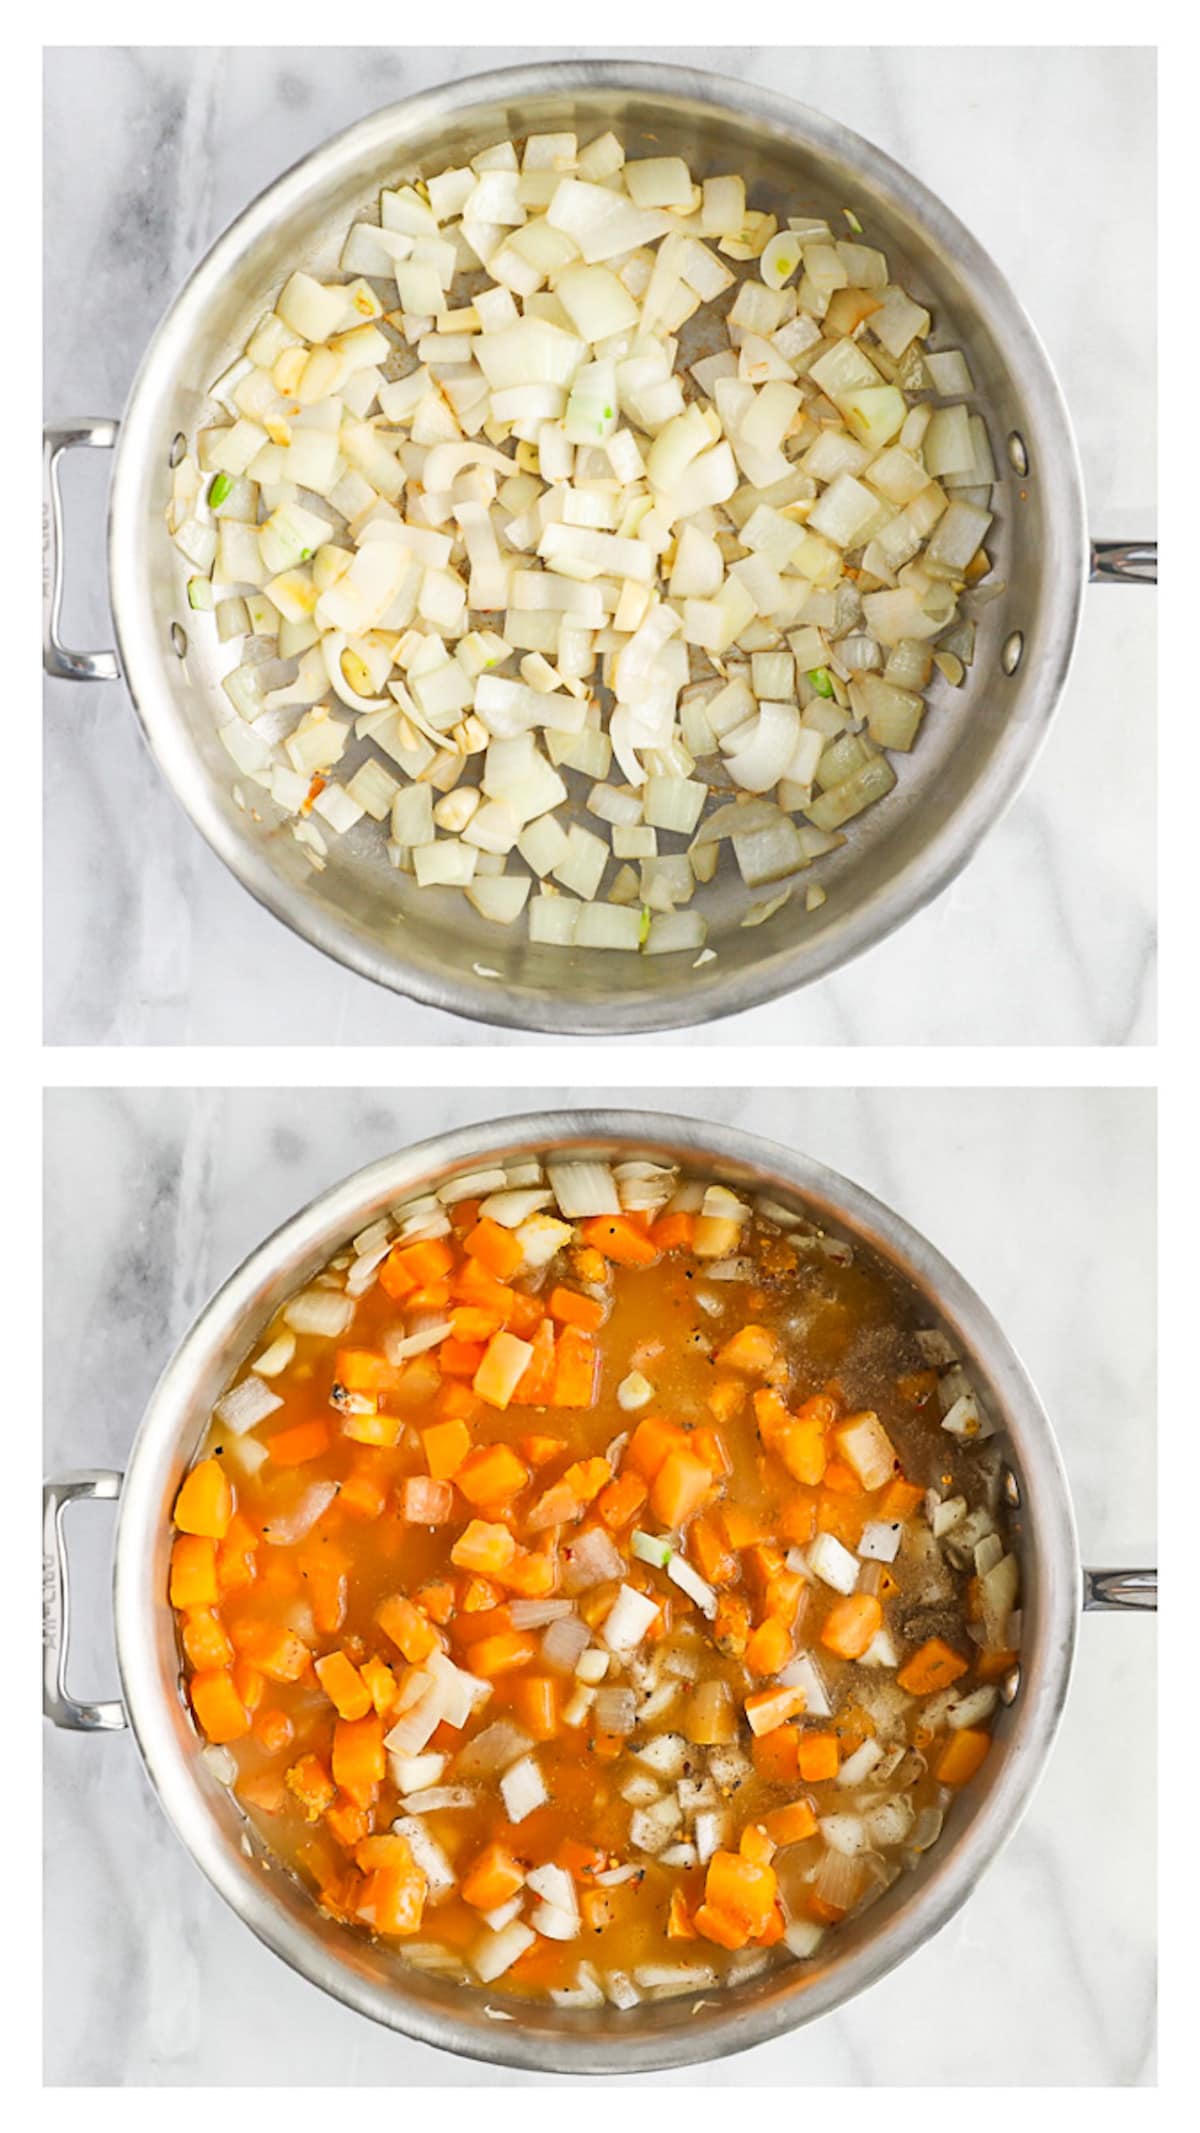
left=541, top=1613, right=592, bottom=1672
left=174, top=129, right=994, bottom=960
left=547, top=1159, right=620, bottom=1218
left=399, top=1785, right=476, bottom=1814
left=509, top=1598, right=574, bottom=1629
left=261, top=1480, right=337, bottom=1546
left=214, top=1374, right=283, bottom=1434
left=283, top=1287, right=355, bottom=1338
left=500, top=1754, right=549, bottom=1824
left=667, top=1554, right=718, bottom=1618
left=562, top=1526, right=625, bottom=1593
left=473, top=1920, right=537, bottom=1982
left=602, top=1584, right=661, bottom=1653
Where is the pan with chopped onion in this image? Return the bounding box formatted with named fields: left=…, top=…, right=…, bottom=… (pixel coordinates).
left=169, top=130, right=996, bottom=956
left=170, top=1153, right=1018, bottom=2008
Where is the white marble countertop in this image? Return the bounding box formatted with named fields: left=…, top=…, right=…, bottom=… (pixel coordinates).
left=44, top=1087, right=1156, bottom=2084
left=43, top=46, right=1156, bottom=1048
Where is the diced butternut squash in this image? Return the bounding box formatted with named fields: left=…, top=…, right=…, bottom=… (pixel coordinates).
left=626, top=1414, right=688, bottom=1480
left=314, top=1650, right=372, bottom=1721
left=752, top=1721, right=800, bottom=1782
left=215, top=1513, right=258, bottom=1595
left=777, top=1417, right=828, bottom=1488
left=450, top=1520, right=517, bottom=1575
left=689, top=1513, right=738, bottom=1587
left=465, top=1217, right=525, bottom=1282
left=707, top=1377, right=747, bottom=1425
left=232, top=1658, right=265, bottom=1715
left=338, top=1469, right=388, bottom=1521
left=650, top=1447, right=712, bottom=1529
left=692, top=1426, right=732, bottom=1478
left=456, top=1442, right=530, bottom=1507
left=340, top=1409, right=403, bottom=1449
left=331, top=1714, right=385, bottom=1804
left=324, top=1796, right=370, bottom=1850
left=745, top=1615, right=794, bottom=1678
left=267, top=1418, right=331, bottom=1467
left=739, top=1823, right=776, bottom=1867
left=334, top=1349, right=401, bottom=1395
left=667, top=1887, right=697, bottom=1938
left=450, top=1305, right=507, bottom=1344
left=170, top=1534, right=219, bottom=1610
left=414, top=1580, right=456, bottom=1626
left=597, top=1470, right=648, bottom=1530
left=473, top=1331, right=535, bottom=1410
left=820, top=1594, right=883, bottom=1661
left=230, top=1619, right=311, bottom=1683
left=251, top=1706, right=294, bottom=1756
left=797, top=1732, right=841, bottom=1782
left=935, top=1727, right=992, bottom=1786
left=547, top=1285, right=606, bottom=1333
left=468, top=1630, right=537, bottom=1677
left=703, top=1848, right=778, bottom=1938
left=745, top=1684, right=807, bottom=1736
left=173, top=1459, right=234, bottom=1539
left=439, top=1337, right=485, bottom=1379
left=510, top=1675, right=559, bottom=1741
left=763, top=1799, right=818, bottom=1846
left=512, top=1320, right=557, bottom=1405
left=285, top=1753, right=336, bottom=1819
left=190, top=1668, right=249, bottom=1743
left=648, top=1211, right=695, bottom=1252
left=495, top=1547, right=555, bottom=1598
left=421, top=1417, right=473, bottom=1482
left=578, top=1215, right=659, bottom=1267
left=878, top=1477, right=925, bottom=1522
left=896, top=1637, right=970, bottom=1696
left=361, top=1856, right=427, bottom=1936
left=712, top=1593, right=751, bottom=1660
left=715, top=1325, right=778, bottom=1377
left=461, top=1842, right=525, bottom=1911
left=306, top=1554, right=349, bottom=1635
left=719, top=1502, right=767, bottom=1549
left=384, top=1237, right=454, bottom=1294
left=375, top=1594, right=440, bottom=1664
left=181, top=1607, right=233, bottom=1673
left=693, top=1900, right=750, bottom=1950
left=551, top=1324, right=598, bottom=1408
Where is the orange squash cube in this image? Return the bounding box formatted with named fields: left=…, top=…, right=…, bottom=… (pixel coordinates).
left=173, top=1458, right=234, bottom=1539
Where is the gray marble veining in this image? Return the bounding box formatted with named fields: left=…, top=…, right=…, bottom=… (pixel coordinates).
left=43, top=1087, right=1156, bottom=2084
left=43, top=46, right=1156, bottom=1048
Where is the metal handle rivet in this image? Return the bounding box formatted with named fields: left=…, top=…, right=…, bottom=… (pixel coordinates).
left=1001, top=630, right=1024, bottom=676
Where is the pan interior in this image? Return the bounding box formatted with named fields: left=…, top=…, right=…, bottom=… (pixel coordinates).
left=112, top=67, right=1083, bottom=1030
left=115, top=1119, right=1079, bottom=2072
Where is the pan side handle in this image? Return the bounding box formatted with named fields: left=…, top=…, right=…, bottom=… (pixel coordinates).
left=1082, top=1566, right=1157, bottom=1612
left=43, top=420, right=121, bottom=681
left=43, top=1471, right=127, bottom=1729
left=1089, top=540, right=1157, bottom=586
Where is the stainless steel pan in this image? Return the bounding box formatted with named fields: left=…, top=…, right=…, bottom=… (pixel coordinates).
left=43, top=1112, right=1156, bottom=2073
left=43, top=61, right=1154, bottom=1034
